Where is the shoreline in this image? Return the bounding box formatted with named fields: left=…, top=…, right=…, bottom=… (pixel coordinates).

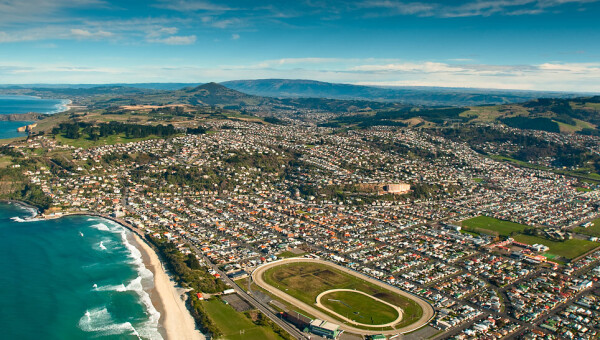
left=4, top=203, right=204, bottom=340
left=129, top=231, right=205, bottom=340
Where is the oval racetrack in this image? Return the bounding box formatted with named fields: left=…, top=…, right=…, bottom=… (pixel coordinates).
left=251, top=258, right=435, bottom=336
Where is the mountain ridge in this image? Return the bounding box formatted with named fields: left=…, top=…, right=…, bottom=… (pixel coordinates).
left=221, top=79, right=584, bottom=106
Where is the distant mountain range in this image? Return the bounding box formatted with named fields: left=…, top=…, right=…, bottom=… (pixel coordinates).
left=0, top=82, right=403, bottom=113
left=1, top=79, right=589, bottom=107
left=221, top=79, right=583, bottom=106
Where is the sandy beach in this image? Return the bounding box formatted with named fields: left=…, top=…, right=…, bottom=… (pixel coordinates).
left=130, top=233, right=205, bottom=340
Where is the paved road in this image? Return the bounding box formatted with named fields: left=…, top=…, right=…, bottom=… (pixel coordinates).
left=252, top=258, right=435, bottom=336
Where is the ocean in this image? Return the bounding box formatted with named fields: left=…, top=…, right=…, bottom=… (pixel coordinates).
left=0, top=203, right=163, bottom=340
left=0, top=95, right=69, bottom=139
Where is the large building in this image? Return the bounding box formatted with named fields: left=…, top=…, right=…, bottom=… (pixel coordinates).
left=282, top=311, right=312, bottom=330
left=309, top=319, right=342, bottom=339
left=382, top=183, right=411, bottom=194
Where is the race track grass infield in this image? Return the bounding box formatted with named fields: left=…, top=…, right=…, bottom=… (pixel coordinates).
left=512, top=234, right=600, bottom=260
left=321, top=290, right=399, bottom=325
left=262, top=262, right=423, bottom=329
left=462, top=216, right=529, bottom=237
left=201, top=298, right=285, bottom=340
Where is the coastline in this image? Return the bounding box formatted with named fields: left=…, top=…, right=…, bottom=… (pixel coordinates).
left=129, top=231, right=205, bottom=340
left=6, top=203, right=204, bottom=340
left=75, top=212, right=206, bottom=340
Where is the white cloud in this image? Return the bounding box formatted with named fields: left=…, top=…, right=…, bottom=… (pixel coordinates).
left=351, top=62, right=465, bottom=73
left=148, top=35, right=196, bottom=45
left=146, top=27, right=179, bottom=38
left=0, top=0, right=106, bottom=24
left=70, top=28, right=113, bottom=39
left=231, top=33, right=240, bottom=40
left=155, top=0, right=233, bottom=12
left=359, top=0, right=599, bottom=17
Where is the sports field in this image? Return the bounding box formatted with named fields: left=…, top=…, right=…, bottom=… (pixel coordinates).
left=261, top=261, right=423, bottom=329
left=513, top=234, right=599, bottom=259
left=462, top=216, right=529, bottom=236
left=320, top=290, right=399, bottom=325
left=202, top=299, right=285, bottom=340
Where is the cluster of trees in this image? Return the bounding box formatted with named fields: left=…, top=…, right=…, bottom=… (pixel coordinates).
left=19, top=184, right=52, bottom=211
left=161, top=165, right=231, bottom=192
left=434, top=126, right=600, bottom=170
left=52, top=121, right=178, bottom=140
left=224, top=151, right=287, bottom=173
left=149, top=236, right=227, bottom=294
left=263, top=116, right=286, bottom=125
left=319, top=107, right=471, bottom=128
left=501, top=117, right=560, bottom=133
left=189, top=295, right=222, bottom=337
left=52, top=121, right=208, bottom=140
left=0, top=165, right=52, bottom=210
left=523, top=97, right=600, bottom=130
left=149, top=236, right=231, bottom=338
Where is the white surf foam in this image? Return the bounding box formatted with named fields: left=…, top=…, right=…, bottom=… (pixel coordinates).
left=122, top=233, right=162, bottom=338
left=90, top=218, right=163, bottom=340
left=99, top=241, right=107, bottom=251
left=78, top=307, right=141, bottom=338
left=10, top=216, right=45, bottom=223
left=90, top=223, right=111, bottom=232
left=14, top=203, right=38, bottom=218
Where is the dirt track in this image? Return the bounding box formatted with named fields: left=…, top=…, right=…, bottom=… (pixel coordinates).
left=251, top=258, right=435, bottom=336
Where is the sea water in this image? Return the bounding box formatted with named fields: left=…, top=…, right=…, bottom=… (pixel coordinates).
left=0, top=95, right=69, bottom=139
left=0, top=203, right=164, bottom=340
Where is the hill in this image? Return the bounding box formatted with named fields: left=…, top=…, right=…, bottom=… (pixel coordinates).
left=221, top=79, right=582, bottom=106
left=465, top=96, right=600, bottom=135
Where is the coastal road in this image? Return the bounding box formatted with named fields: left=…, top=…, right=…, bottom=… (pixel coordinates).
left=251, top=258, right=435, bottom=336
left=183, top=238, right=309, bottom=340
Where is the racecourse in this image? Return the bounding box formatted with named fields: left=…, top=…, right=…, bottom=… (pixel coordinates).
left=316, top=289, right=403, bottom=327
left=251, top=258, right=435, bottom=335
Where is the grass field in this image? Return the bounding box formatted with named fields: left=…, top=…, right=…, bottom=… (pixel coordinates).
left=201, top=298, right=285, bottom=340
left=321, top=290, right=399, bottom=325
left=574, top=218, right=600, bottom=237
left=512, top=234, right=600, bottom=259
left=462, top=216, right=530, bottom=237
left=277, top=251, right=307, bottom=259
left=262, top=262, right=423, bottom=329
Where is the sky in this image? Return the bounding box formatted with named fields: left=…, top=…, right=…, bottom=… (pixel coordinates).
left=0, top=0, right=599, bottom=92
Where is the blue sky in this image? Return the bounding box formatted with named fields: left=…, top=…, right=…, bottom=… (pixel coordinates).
left=0, top=0, right=599, bottom=91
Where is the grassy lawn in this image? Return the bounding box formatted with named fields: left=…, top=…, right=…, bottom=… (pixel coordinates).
left=277, top=251, right=307, bottom=259
left=512, top=234, right=600, bottom=259
left=0, top=156, right=13, bottom=168
left=201, top=298, right=285, bottom=340
left=576, top=187, right=594, bottom=192
left=321, top=290, right=399, bottom=325
left=262, top=262, right=423, bottom=329
left=234, top=277, right=250, bottom=292
left=574, top=218, right=600, bottom=237
left=461, top=216, right=530, bottom=237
